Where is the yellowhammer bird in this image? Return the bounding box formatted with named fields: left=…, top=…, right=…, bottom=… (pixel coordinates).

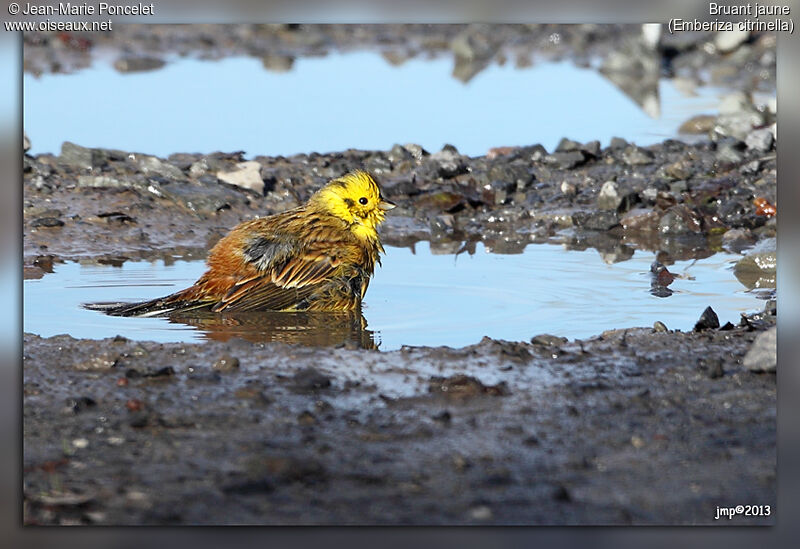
left=88, top=170, right=395, bottom=316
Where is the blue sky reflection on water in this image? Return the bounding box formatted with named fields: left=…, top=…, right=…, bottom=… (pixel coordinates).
left=24, top=52, right=720, bottom=158
left=24, top=243, right=763, bottom=351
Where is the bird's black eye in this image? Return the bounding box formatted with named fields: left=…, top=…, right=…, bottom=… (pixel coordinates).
left=358, top=197, right=368, bottom=205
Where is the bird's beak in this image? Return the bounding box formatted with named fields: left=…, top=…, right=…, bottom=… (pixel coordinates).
left=379, top=199, right=396, bottom=211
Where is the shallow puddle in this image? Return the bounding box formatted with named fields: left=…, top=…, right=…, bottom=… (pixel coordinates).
left=24, top=52, right=724, bottom=158
left=24, top=242, right=766, bottom=350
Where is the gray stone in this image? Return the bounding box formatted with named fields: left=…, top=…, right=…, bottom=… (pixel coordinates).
left=217, top=161, right=265, bottom=194
left=679, top=114, right=716, bottom=135
left=261, top=54, right=294, bottom=72
left=139, top=156, right=186, bottom=181
left=715, top=29, right=750, bottom=53
left=743, top=327, right=776, bottom=373
left=597, top=180, right=620, bottom=210
left=653, top=321, right=668, bottom=333
left=718, top=92, right=752, bottom=115
left=663, top=159, right=693, bottom=180
left=658, top=205, right=702, bottom=234
left=113, top=57, right=166, bottom=73
left=430, top=146, right=468, bottom=178
left=560, top=181, right=577, bottom=196
left=488, top=163, right=533, bottom=191
left=531, top=334, right=568, bottom=346
left=403, top=143, right=428, bottom=160
left=622, top=146, right=654, bottom=166
left=721, top=228, right=755, bottom=254
left=716, top=141, right=745, bottom=164
left=608, top=137, right=629, bottom=150
left=745, top=128, right=774, bottom=152
left=582, top=140, right=601, bottom=157
left=715, top=111, right=766, bottom=140
left=669, top=180, right=688, bottom=194
left=544, top=151, right=586, bottom=170
left=60, top=142, right=104, bottom=170
left=555, top=137, right=581, bottom=152
left=76, top=175, right=128, bottom=189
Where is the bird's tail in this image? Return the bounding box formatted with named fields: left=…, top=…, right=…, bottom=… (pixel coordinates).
left=83, top=288, right=212, bottom=318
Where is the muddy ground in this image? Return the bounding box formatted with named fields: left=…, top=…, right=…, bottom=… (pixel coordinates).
left=22, top=24, right=777, bottom=525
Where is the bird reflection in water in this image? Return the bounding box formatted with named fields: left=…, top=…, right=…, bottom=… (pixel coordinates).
left=163, top=309, right=378, bottom=349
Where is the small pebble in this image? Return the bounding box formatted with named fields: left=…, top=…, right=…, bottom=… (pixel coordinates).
left=469, top=505, right=493, bottom=520
left=125, top=399, right=143, bottom=412
left=212, top=355, right=240, bottom=372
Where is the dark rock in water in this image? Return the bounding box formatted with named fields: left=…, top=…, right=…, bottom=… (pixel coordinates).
left=694, top=306, right=720, bottom=332
left=608, top=137, right=629, bottom=150
left=650, top=286, right=673, bottom=298
left=555, top=137, right=582, bottom=152
left=543, top=151, right=586, bottom=170
left=622, top=146, right=654, bottom=166
left=658, top=205, right=702, bottom=234
left=620, top=208, right=660, bottom=232
left=650, top=261, right=675, bottom=297
left=572, top=210, right=619, bottom=231
left=650, top=261, right=675, bottom=286
left=721, top=228, right=755, bottom=253
left=290, top=367, right=332, bottom=393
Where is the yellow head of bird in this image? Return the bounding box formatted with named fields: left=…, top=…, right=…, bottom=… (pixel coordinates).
left=311, top=170, right=395, bottom=236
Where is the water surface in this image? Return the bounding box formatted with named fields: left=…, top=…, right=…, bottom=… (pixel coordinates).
left=24, top=53, right=722, bottom=158
left=24, top=243, right=764, bottom=350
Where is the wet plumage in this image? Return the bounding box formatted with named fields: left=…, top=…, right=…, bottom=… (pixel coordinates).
left=88, top=170, right=394, bottom=316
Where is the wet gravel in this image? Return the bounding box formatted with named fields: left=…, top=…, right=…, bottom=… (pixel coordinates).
left=24, top=308, right=775, bottom=525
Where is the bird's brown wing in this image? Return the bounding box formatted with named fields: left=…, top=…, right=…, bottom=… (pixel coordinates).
left=211, top=242, right=351, bottom=312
